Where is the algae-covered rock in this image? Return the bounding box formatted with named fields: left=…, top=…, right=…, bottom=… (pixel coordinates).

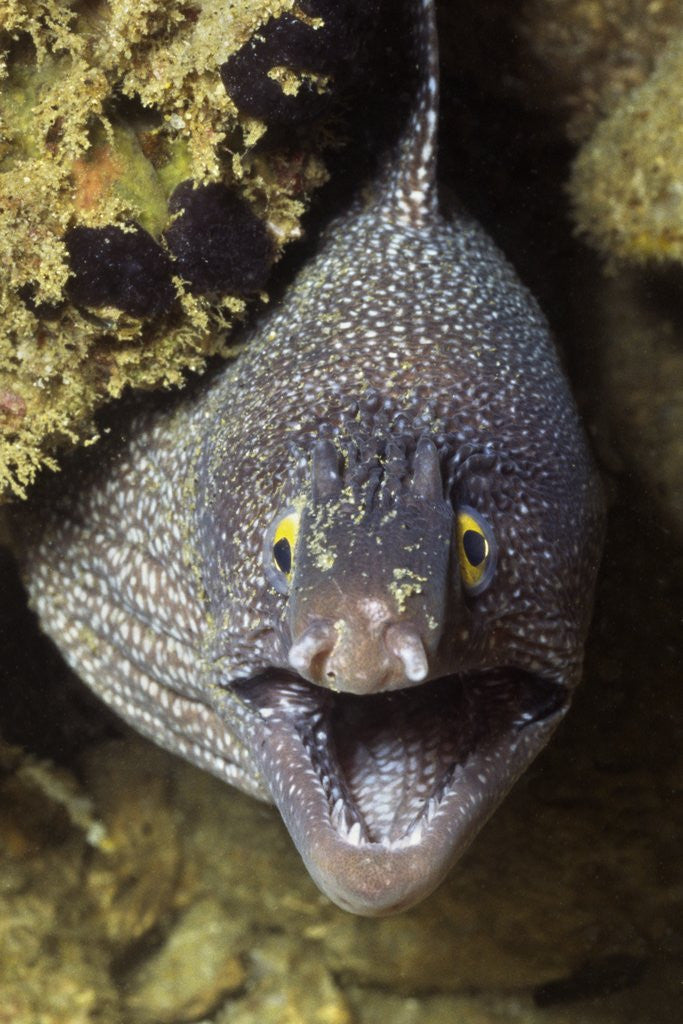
left=517, top=0, right=683, bottom=143
left=345, top=989, right=625, bottom=1024
left=0, top=0, right=353, bottom=500
left=83, top=740, right=183, bottom=946
left=0, top=738, right=120, bottom=1024
left=438, top=0, right=683, bottom=145
left=570, top=34, right=683, bottom=266
left=125, top=899, right=247, bottom=1022
left=215, top=936, right=353, bottom=1024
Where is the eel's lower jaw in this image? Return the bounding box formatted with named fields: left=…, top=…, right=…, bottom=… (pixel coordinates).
left=231, top=671, right=569, bottom=916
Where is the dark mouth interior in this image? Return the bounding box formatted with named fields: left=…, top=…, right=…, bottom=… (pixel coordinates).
left=234, top=670, right=566, bottom=847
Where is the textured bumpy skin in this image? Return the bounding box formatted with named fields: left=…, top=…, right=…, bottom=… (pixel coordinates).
left=20, top=0, right=604, bottom=914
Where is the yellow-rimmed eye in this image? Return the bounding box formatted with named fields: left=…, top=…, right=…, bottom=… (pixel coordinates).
left=456, top=507, right=496, bottom=595
left=273, top=512, right=299, bottom=576
left=264, top=508, right=301, bottom=594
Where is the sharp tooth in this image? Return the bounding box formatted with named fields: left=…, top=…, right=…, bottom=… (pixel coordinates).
left=427, top=797, right=439, bottom=821
left=408, top=820, right=423, bottom=846
left=347, top=821, right=362, bottom=846
left=331, top=797, right=345, bottom=826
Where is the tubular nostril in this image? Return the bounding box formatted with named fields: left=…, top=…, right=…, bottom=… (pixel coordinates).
left=288, top=621, right=336, bottom=679
left=290, top=618, right=429, bottom=692
left=385, top=624, right=429, bottom=683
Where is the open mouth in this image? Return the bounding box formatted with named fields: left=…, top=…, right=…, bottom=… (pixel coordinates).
left=228, top=668, right=568, bottom=915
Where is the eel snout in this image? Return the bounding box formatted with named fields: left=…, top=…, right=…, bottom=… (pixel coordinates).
left=288, top=605, right=430, bottom=694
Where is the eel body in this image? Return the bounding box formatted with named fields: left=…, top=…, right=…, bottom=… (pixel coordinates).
left=19, top=0, right=604, bottom=914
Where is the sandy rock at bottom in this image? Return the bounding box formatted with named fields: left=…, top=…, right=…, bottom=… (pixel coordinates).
left=124, top=898, right=247, bottom=1022
left=215, top=935, right=352, bottom=1024
left=0, top=743, right=119, bottom=1024
left=83, top=740, right=183, bottom=946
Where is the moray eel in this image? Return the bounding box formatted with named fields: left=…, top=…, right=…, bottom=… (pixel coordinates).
left=19, top=0, right=604, bottom=915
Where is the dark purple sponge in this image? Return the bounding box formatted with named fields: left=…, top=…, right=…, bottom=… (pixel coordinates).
left=220, top=0, right=379, bottom=124
left=65, top=224, right=176, bottom=318
left=164, top=181, right=273, bottom=296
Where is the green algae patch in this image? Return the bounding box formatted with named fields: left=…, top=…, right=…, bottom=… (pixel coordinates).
left=570, top=33, right=683, bottom=267
left=0, top=0, right=329, bottom=500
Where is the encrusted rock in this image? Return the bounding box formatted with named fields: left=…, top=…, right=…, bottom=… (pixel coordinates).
left=124, top=899, right=247, bottom=1022
left=0, top=0, right=343, bottom=499
left=570, top=35, right=683, bottom=266
left=83, top=740, right=183, bottom=946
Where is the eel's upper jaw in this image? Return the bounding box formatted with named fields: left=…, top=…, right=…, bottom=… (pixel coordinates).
left=230, top=671, right=569, bottom=916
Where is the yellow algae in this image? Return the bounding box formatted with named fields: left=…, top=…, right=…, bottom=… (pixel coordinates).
left=390, top=567, right=427, bottom=614
left=0, top=0, right=341, bottom=500
left=72, top=121, right=170, bottom=237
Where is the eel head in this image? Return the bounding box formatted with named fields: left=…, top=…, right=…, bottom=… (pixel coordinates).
left=207, top=436, right=602, bottom=914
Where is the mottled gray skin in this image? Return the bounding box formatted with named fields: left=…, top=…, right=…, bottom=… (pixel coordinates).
left=20, top=0, right=603, bottom=914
